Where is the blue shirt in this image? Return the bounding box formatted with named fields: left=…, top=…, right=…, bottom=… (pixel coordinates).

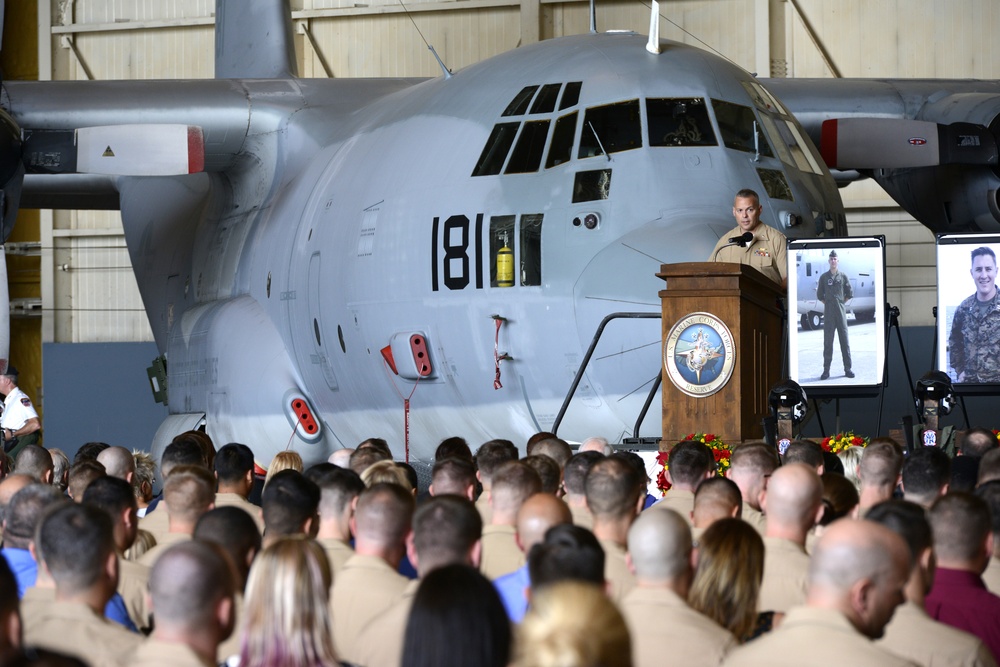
left=494, top=564, right=531, bottom=623
left=105, top=592, right=138, bottom=632
left=1, top=547, right=37, bottom=598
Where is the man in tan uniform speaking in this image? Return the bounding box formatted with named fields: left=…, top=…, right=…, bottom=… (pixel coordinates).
left=710, top=188, right=787, bottom=289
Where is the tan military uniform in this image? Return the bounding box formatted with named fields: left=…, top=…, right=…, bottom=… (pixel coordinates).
left=476, top=493, right=493, bottom=526
left=711, top=223, right=788, bottom=285
left=20, top=586, right=55, bottom=628
left=621, top=586, right=736, bottom=667
left=878, top=600, right=996, bottom=667
left=214, top=492, right=265, bottom=534
left=653, top=488, right=695, bottom=525
left=983, top=557, right=1000, bottom=596
left=138, top=531, right=191, bottom=568
left=133, top=637, right=215, bottom=667
left=353, top=579, right=419, bottom=667
left=723, top=606, right=918, bottom=667
left=479, top=524, right=524, bottom=580
left=742, top=503, right=766, bottom=535
left=759, top=536, right=810, bottom=613
left=569, top=503, right=594, bottom=531
left=118, top=556, right=151, bottom=630
left=331, top=554, right=409, bottom=663
left=139, top=505, right=171, bottom=546
left=318, top=537, right=355, bottom=577
left=23, top=599, right=144, bottom=666
left=599, top=538, right=636, bottom=604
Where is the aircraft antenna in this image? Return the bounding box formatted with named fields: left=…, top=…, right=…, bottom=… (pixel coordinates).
left=589, top=0, right=597, bottom=34
left=636, top=0, right=739, bottom=68
left=397, top=0, right=452, bottom=79
left=645, top=0, right=660, bottom=54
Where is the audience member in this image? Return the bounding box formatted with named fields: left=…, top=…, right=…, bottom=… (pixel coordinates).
left=523, top=455, right=561, bottom=496
left=614, top=451, right=656, bottom=510
left=95, top=446, right=136, bottom=484
left=46, top=449, right=69, bottom=493
left=527, top=523, right=605, bottom=592
left=562, top=451, right=602, bottom=530
left=429, top=457, right=476, bottom=499
left=73, top=442, right=109, bottom=465
left=349, top=447, right=390, bottom=477
left=838, top=445, right=864, bottom=492
left=24, top=503, right=143, bottom=665
left=139, top=465, right=216, bottom=566
left=434, top=436, right=473, bottom=463
left=356, top=437, right=392, bottom=458
left=783, top=440, right=825, bottom=474
left=579, top=436, right=613, bottom=456
left=516, top=581, right=630, bottom=667
left=474, top=439, right=519, bottom=525
left=866, top=500, right=995, bottom=666
left=66, top=460, right=105, bottom=502
left=722, top=519, right=912, bottom=666
left=926, top=492, right=1000, bottom=660
left=979, top=449, right=1000, bottom=486
left=952, top=456, right=983, bottom=493
left=961, top=429, right=999, bottom=458
left=131, top=450, right=156, bottom=516
left=360, top=459, right=413, bottom=492
left=402, top=564, right=511, bottom=667
left=689, top=518, right=766, bottom=642
left=331, top=482, right=414, bottom=663
left=1, top=484, right=64, bottom=597
left=819, top=472, right=860, bottom=526
left=134, top=541, right=236, bottom=667
left=976, top=480, right=1000, bottom=594
left=263, top=450, right=304, bottom=490
left=691, top=476, right=742, bottom=537
left=306, top=464, right=364, bottom=575
left=623, top=509, right=736, bottom=667
left=654, top=440, right=714, bottom=524
left=531, top=438, right=573, bottom=473
left=585, top=455, right=643, bottom=602
left=480, top=461, right=541, bottom=580
left=396, top=462, right=419, bottom=496
left=214, top=442, right=264, bottom=533
left=902, top=447, right=951, bottom=508
left=260, top=469, right=320, bottom=547
left=0, top=474, right=33, bottom=534
left=858, top=438, right=904, bottom=514
left=14, top=447, right=53, bottom=485
left=328, top=448, right=354, bottom=468
left=725, top=442, right=779, bottom=534
left=525, top=432, right=557, bottom=456
left=140, top=437, right=208, bottom=541
left=494, top=493, right=571, bottom=623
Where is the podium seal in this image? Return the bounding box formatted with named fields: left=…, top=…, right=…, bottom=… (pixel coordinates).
left=663, top=312, right=736, bottom=398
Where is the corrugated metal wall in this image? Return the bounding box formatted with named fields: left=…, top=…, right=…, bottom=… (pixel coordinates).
left=37, top=0, right=1000, bottom=349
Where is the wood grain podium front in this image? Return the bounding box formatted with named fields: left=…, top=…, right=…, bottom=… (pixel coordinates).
left=657, top=262, right=784, bottom=449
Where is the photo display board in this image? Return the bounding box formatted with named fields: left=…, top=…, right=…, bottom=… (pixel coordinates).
left=787, top=236, right=886, bottom=396
left=937, top=233, right=1000, bottom=394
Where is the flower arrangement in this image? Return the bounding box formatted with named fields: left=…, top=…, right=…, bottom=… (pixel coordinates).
left=820, top=431, right=869, bottom=454
left=656, top=433, right=733, bottom=496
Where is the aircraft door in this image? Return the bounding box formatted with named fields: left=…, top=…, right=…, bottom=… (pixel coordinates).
left=308, top=252, right=339, bottom=391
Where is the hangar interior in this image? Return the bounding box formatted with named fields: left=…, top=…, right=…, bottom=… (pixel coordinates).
left=5, top=0, right=1000, bottom=449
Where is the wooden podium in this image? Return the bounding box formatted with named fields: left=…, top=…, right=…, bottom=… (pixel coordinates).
left=657, top=262, right=784, bottom=448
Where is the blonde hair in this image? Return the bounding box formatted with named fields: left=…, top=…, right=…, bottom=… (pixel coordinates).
left=132, top=450, right=156, bottom=505
left=837, top=446, right=864, bottom=492
left=264, top=450, right=304, bottom=489
left=515, top=582, right=631, bottom=667
left=125, top=528, right=157, bottom=562
left=240, top=536, right=338, bottom=667
left=360, top=460, right=413, bottom=492
left=688, top=518, right=764, bottom=641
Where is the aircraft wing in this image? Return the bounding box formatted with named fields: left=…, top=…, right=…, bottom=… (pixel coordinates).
left=763, top=78, right=1000, bottom=233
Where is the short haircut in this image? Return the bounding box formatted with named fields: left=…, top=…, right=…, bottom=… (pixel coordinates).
left=667, top=440, right=714, bottom=486
left=975, top=481, right=1000, bottom=535
left=360, top=460, right=413, bottom=491
left=73, top=442, right=110, bottom=465
left=528, top=524, right=605, bottom=589
left=489, top=462, right=542, bottom=515
left=522, top=455, right=561, bottom=495
left=435, top=437, right=473, bottom=463
left=526, top=432, right=557, bottom=455
left=611, top=451, right=649, bottom=484
left=627, top=508, right=691, bottom=581
left=971, top=246, right=997, bottom=265
left=194, top=506, right=263, bottom=583
left=149, top=540, right=234, bottom=628
left=261, top=470, right=321, bottom=538
left=82, top=475, right=137, bottom=517
left=349, top=446, right=390, bottom=476
left=929, top=492, right=992, bottom=563
left=950, top=457, right=981, bottom=493
left=563, top=451, right=605, bottom=496
left=15, top=445, right=53, bottom=482
left=961, top=428, right=998, bottom=458
left=729, top=442, right=780, bottom=477
left=96, top=446, right=136, bottom=481
left=397, top=462, right=419, bottom=494
left=431, top=458, right=477, bottom=496
left=306, top=464, right=364, bottom=520
left=49, top=448, right=70, bottom=489
left=865, top=500, right=931, bottom=563
left=820, top=472, right=859, bottom=525
left=38, top=502, right=114, bottom=594
left=412, top=495, right=483, bottom=572
left=735, top=188, right=760, bottom=206
left=215, top=443, right=255, bottom=484
left=902, top=447, right=951, bottom=499
left=783, top=440, right=824, bottom=469
left=475, top=440, right=519, bottom=482
left=978, top=448, right=1000, bottom=485
left=584, top=456, right=642, bottom=519
left=163, top=466, right=216, bottom=523
left=160, top=438, right=207, bottom=479
left=357, top=438, right=392, bottom=458
left=67, top=460, right=106, bottom=500
left=692, top=476, right=742, bottom=522
left=354, top=482, right=415, bottom=546
left=860, top=440, right=904, bottom=488
left=3, top=484, right=64, bottom=550
left=531, top=438, right=573, bottom=470
left=171, top=431, right=216, bottom=471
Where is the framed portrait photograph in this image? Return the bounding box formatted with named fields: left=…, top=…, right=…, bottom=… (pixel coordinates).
left=937, top=234, right=1000, bottom=394
left=787, top=236, right=886, bottom=396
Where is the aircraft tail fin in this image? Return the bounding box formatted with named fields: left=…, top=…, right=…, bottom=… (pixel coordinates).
left=214, top=0, right=298, bottom=79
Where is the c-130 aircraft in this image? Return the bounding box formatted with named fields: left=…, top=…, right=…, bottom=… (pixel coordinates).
left=0, top=0, right=997, bottom=467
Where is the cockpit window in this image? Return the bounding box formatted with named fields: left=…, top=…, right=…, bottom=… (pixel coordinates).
left=506, top=120, right=551, bottom=174
left=530, top=84, right=562, bottom=115
left=503, top=86, right=539, bottom=116
left=756, top=167, right=793, bottom=201
left=741, top=81, right=788, bottom=116
left=579, top=100, right=642, bottom=159
left=472, top=123, right=519, bottom=176
left=712, top=99, right=774, bottom=158
left=647, top=98, right=717, bottom=147
left=559, top=82, right=582, bottom=110
left=546, top=112, right=577, bottom=169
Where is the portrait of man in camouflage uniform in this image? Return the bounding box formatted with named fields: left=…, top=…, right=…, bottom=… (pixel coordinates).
left=817, top=249, right=854, bottom=380
left=949, top=246, right=1000, bottom=383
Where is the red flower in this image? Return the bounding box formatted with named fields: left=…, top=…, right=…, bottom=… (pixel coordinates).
left=656, top=451, right=669, bottom=465
left=713, top=449, right=726, bottom=462
left=656, top=469, right=671, bottom=496
left=704, top=434, right=715, bottom=442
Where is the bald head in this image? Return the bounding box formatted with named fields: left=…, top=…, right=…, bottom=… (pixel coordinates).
left=516, top=493, right=572, bottom=552
left=627, top=508, right=692, bottom=583
left=328, top=448, right=354, bottom=468
left=14, top=446, right=53, bottom=484
left=149, top=541, right=234, bottom=634
left=96, top=446, right=136, bottom=482
left=764, top=463, right=823, bottom=534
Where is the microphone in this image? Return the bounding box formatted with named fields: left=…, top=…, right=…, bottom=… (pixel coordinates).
left=727, top=231, right=754, bottom=247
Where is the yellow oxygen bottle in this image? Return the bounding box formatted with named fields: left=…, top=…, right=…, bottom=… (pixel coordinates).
left=496, top=242, right=514, bottom=287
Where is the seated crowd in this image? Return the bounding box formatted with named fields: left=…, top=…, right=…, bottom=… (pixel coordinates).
left=1, top=429, right=1000, bottom=666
